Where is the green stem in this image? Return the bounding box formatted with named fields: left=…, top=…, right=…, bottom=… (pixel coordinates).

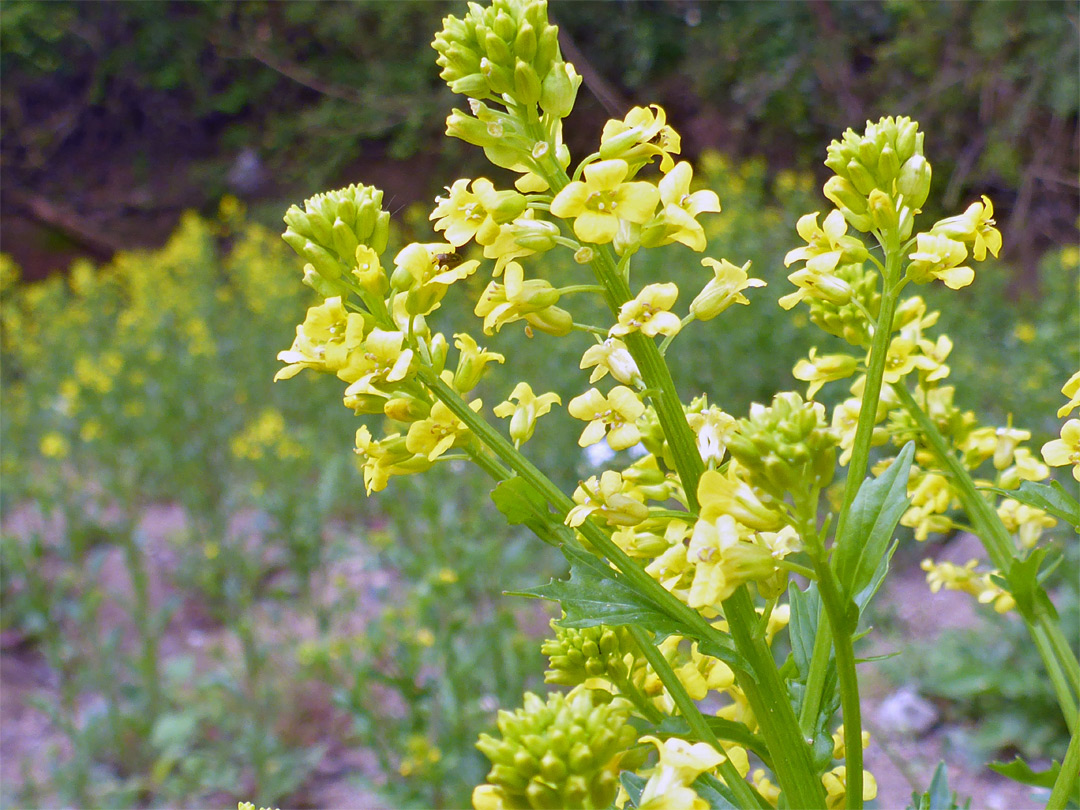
left=892, top=382, right=1080, bottom=725
left=422, top=368, right=826, bottom=806
left=811, top=556, right=864, bottom=809
left=801, top=230, right=901, bottom=740
left=1046, top=724, right=1079, bottom=810
left=629, top=626, right=768, bottom=810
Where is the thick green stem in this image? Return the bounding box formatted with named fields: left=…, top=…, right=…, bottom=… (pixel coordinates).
left=1046, top=723, right=1079, bottom=810
left=629, top=626, right=768, bottom=810
left=421, top=369, right=825, bottom=806
left=812, top=557, right=864, bottom=809
left=892, top=382, right=1080, bottom=727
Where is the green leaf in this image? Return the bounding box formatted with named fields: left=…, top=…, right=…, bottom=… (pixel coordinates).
left=491, top=476, right=549, bottom=525
left=988, top=755, right=1060, bottom=788
left=833, top=441, right=915, bottom=603
left=620, top=772, right=647, bottom=807
left=854, top=539, right=898, bottom=614
left=490, top=476, right=569, bottom=546
left=906, top=761, right=970, bottom=810
left=692, top=773, right=740, bottom=809
left=512, top=545, right=746, bottom=670
left=789, top=582, right=822, bottom=678
left=1003, top=546, right=1059, bottom=621
left=983, top=479, right=1080, bottom=529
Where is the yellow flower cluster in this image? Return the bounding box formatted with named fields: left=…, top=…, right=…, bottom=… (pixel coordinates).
left=921, top=557, right=1016, bottom=613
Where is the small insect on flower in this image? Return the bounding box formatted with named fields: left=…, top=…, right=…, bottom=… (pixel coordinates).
left=434, top=251, right=465, bottom=272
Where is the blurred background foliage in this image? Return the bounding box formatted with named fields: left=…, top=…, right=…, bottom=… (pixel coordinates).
left=1, top=1, right=1078, bottom=807
left=1, top=0, right=1076, bottom=277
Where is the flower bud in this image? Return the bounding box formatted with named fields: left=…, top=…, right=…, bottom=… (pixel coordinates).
left=540, top=62, right=581, bottom=119
left=846, top=159, right=877, bottom=195
left=896, top=154, right=932, bottom=209
left=542, top=622, right=636, bottom=686
left=823, top=176, right=869, bottom=216
left=513, top=59, right=542, bottom=106
left=868, top=189, right=899, bottom=231
left=525, top=305, right=574, bottom=336
left=876, top=144, right=900, bottom=183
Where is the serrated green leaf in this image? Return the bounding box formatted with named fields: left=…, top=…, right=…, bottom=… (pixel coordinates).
left=983, top=479, right=1080, bottom=529
left=511, top=545, right=745, bottom=670
left=490, top=476, right=549, bottom=525
left=988, top=755, right=1060, bottom=788
left=833, top=441, right=915, bottom=603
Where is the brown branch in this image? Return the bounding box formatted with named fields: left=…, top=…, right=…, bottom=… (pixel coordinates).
left=5, top=188, right=123, bottom=259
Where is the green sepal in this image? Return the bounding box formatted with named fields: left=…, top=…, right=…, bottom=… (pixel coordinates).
left=512, top=544, right=746, bottom=671
left=832, top=441, right=914, bottom=604
left=983, top=479, right=1080, bottom=530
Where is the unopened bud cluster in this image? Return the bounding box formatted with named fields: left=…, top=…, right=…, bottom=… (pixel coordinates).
left=824, top=115, right=929, bottom=235
left=283, top=184, right=391, bottom=291
left=726, top=392, right=838, bottom=500
left=541, top=622, right=637, bottom=687
left=473, top=688, right=636, bottom=810
left=433, top=0, right=579, bottom=117
left=806, top=263, right=880, bottom=347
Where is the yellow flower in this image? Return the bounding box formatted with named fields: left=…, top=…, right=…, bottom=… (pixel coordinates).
left=580, top=338, right=642, bottom=385
left=481, top=211, right=560, bottom=275
left=340, top=329, right=416, bottom=397
left=996, top=498, right=1056, bottom=549
left=1042, top=418, right=1080, bottom=482
left=275, top=296, right=366, bottom=380
left=430, top=178, right=526, bottom=247
left=354, top=427, right=433, bottom=493
left=40, top=432, right=69, bottom=459
left=567, top=386, right=645, bottom=450
left=907, top=233, right=974, bottom=289
left=473, top=261, right=571, bottom=336
left=610, top=283, right=682, bottom=338
left=599, top=105, right=681, bottom=173
left=452, top=332, right=505, bottom=392
left=641, top=161, right=721, bottom=251
left=921, top=558, right=1015, bottom=613
left=686, top=406, right=736, bottom=465
left=931, top=195, right=1002, bottom=261
left=822, top=766, right=877, bottom=810
left=1057, top=371, right=1080, bottom=418
left=406, top=398, right=482, bottom=461
left=392, top=241, right=480, bottom=315
left=901, top=471, right=955, bottom=541
left=998, top=447, right=1050, bottom=489
left=686, top=513, right=774, bottom=609
left=697, top=466, right=785, bottom=531
left=493, top=382, right=561, bottom=445
left=565, top=470, right=649, bottom=527
left=690, top=258, right=765, bottom=320
left=793, top=348, right=858, bottom=399
left=637, top=736, right=725, bottom=810
left=549, top=159, right=659, bottom=244
left=779, top=211, right=862, bottom=310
